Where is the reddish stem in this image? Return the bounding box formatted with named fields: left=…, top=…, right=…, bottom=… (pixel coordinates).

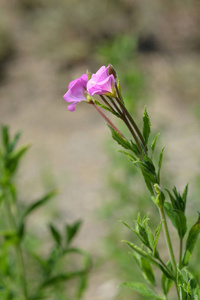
left=91, top=102, right=126, bottom=140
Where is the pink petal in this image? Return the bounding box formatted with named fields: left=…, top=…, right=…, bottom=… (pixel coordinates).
left=67, top=103, right=77, bottom=111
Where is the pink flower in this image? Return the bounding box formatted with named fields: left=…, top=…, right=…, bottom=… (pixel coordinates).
left=63, top=74, right=88, bottom=111
left=87, top=66, right=116, bottom=97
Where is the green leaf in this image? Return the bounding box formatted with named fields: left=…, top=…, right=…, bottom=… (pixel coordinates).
left=177, top=268, right=200, bottom=299
left=182, top=213, right=200, bottom=267
left=66, top=220, right=82, bottom=245
left=41, top=247, right=91, bottom=288
left=151, top=133, right=160, bottom=155
left=109, top=126, right=130, bottom=149
left=77, top=275, right=87, bottom=299
left=158, top=147, right=165, bottom=184
left=121, top=220, right=147, bottom=246
left=120, top=282, right=165, bottom=299
left=8, top=131, right=21, bottom=153
left=182, top=183, right=189, bottom=209
left=161, top=269, right=173, bottom=296
left=49, top=224, right=62, bottom=246
left=164, top=203, right=187, bottom=238
left=130, top=141, right=140, bottom=154
left=109, top=126, right=139, bottom=155
left=136, top=158, right=157, bottom=184
left=123, top=240, right=173, bottom=279
left=173, top=210, right=187, bottom=238
left=41, top=272, right=84, bottom=288
left=118, top=150, right=136, bottom=163
left=21, top=190, right=57, bottom=220
left=153, top=221, right=163, bottom=256
left=154, top=184, right=165, bottom=207
left=145, top=220, right=154, bottom=250
left=93, top=99, right=120, bottom=117
left=140, top=257, right=156, bottom=285
left=143, top=106, right=151, bottom=145
left=1, top=126, right=9, bottom=152
left=8, top=145, right=30, bottom=174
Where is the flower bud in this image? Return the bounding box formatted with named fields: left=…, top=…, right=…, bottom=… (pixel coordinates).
left=108, top=64, right=117, bottom=79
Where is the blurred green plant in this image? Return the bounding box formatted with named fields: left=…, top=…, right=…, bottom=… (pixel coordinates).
left=0, top=126, right=91, bottom=300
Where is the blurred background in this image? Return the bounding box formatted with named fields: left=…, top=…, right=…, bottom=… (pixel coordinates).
left=0, top=0, right=200, bottom=299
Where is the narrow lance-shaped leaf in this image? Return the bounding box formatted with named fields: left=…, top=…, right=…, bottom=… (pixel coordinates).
left=144, top=219, right=154, bottom=250
left=49, top=224, right=62, bottom=246
left=77, top=275, right=87, bottom=299
left=164, top=202, right=187, bottom=239
left=172, top=210, right=187, bottom=239
left=21, top=190, right=57, bottom=220
left=8, top=131, right=22, bottom=153
left=108, top=126, right=133, bottom=151
left=1, top=126, right=9, bottom=152
left=153, top=221, right=163, bottom=256
left=8, top=145, right=30, bottom=174
left=182, top=213, right=200, bottom=267
left=143, top=106, right=151, bottom=145
left=123, top=240, right=174, bottom=279
left=118, top=150, right=136, bottom=163
left=182, top=183, right=189, bottom=211
left=121, top=220, right=147, bottom=246
left=158, top=147, right=165, bottom=184
left=161, top=269, right=173, bottom=296
left=93, top=99, right=120, bottom=118
left=151, top=133, right=160, bottom=155
left=66, top=220, right=82, bottom=245
left=140, top=257, right=156, bottom=285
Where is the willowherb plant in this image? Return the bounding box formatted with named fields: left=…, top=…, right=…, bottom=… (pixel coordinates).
left=0, top=126, right=91, bottom=300
left=63, top=65, right=200, bottom=300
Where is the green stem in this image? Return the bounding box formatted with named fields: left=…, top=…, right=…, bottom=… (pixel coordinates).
left=121, top=114, right=144, bottom=156
left=99, top=95, right=115, bottom=112
left=179, top=238, right=183, bottom=267
left=157, top=254, right=174, bottom=278
left=159, top=205, right=180, bottom=300
left=4, top=189, right=28, bottom=300
left=159, top=205, right=177, bottom=274
left=115, top=84, right=146, bottom=150
left=107, top=96, right=124, bottom=116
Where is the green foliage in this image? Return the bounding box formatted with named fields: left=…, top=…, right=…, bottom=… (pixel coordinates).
left=66, top=220, right=82, bottom=245
left=151, top=133, right=160, bottom=156
left=0, top=126, right=90, bottom=300
left=177, top=269, right=200, bottom=299
left=122, top=216, right=174, bottom=281
left=143, top=106, right=151, bottom=146
left=182, top=213, right=200, bottom=267
left=161, top=262, right=173, bottom=296
left=164, top=185, right=189, bottom=239
left=108, top=125, right=140, bottom=156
